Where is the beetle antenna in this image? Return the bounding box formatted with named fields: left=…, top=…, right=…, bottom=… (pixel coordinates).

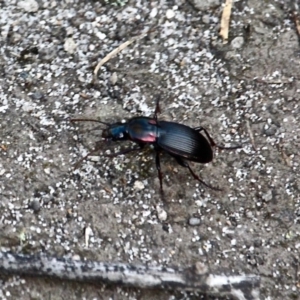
left=70, top=118, right=110, bottom=126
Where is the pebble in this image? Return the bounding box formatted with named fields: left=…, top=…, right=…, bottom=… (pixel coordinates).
left=264, top=125, right=277, bottom=136
left=166, top=9, right=175, bottom=19
left=133, top=180, right=145, bottom=191
left=85, top=226, right=93, bottom=247
left=18, top=0, right=39, bottom=12
left=0, top=167, right=5, bottom=176
left=156, top=206, right=167, bottom=221
left=64, top=38, right=77, bottom=54
left=150, top=8, right=158, bottom=18
left=110, top=72, right=118, bottom=85
left=30, top=200, right=40, bottom=212
left=31, top=91, right=45, bottom=101
left=262, top=190, right=273, bottom=202
left=231, top=36, right=244, bottom=49
left=22, top=102, right=34, bottom=112
left=189, top=0, right=221, bottom=11
left=202, top=15, right=210, bottom=24
left=188, top=217, right=201, bottom=226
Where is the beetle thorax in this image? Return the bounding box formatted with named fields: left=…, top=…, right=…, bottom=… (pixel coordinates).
left=127, top=117, right=158, bottom=143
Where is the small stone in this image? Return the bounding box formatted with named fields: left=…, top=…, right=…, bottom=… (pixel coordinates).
left=267, top=104, right=278, bottom=114
left=96, top=31, right=106, bottom=40
left=231, top=36, right=244, bottom=49
left=18, top=0, right=39, bottom=12
left=30, top=200, right=40, bottom=212
left=262, top=190, right=273, bottom=202
left=264, top=125, right=277, bottom=136
left=22, top=102, right=34, bottom=112
left=64, top=38, right=77, bottom=54
left=253, top=239, right=262, bottom=247
left=162, top=223, right=172, bottom=233
left=188, top=217, right=201, bottom=226
left=194, top=261, right=208, bottom=275
left=202, top=15, right=210, bottom=24
left=166, top=9, right=175, bottom=19
left=66, top=27, right=74, bottom=36
left=133, top=180, right=145, bottom=191
left=85, top=226, right=93, bottom=247
left=72, top=254, right=81, bottom=260
left=110, top=72, right=118, bottom=85
left=150, top=7, right=158, bottom=18
left=30, top=91, right=44, bottom=101
left=156, top=206, right=167, bottom=221
left=189, top=0, right=221, bottom=11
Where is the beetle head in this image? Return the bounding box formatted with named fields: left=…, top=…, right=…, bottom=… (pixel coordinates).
left=102, top=122, right=127, bottom=140
left=70, top=118, right=128, bottom=140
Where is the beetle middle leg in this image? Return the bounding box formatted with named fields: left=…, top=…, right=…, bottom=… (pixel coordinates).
left=194, top=126, right=241, bottom=150
left=173, top=155, right=222, bottom=191
left=153, top=96, right=161, bottom=120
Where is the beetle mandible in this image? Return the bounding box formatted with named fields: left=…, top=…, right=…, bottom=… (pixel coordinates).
left=71, top=99, right=241, bottom=191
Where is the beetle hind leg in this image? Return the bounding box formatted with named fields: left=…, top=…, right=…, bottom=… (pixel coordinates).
left=155, top=151, right=164, bottom=192
left=194, top=126, right=241, bottom=150
left=173, top=156, right=222, bottom=191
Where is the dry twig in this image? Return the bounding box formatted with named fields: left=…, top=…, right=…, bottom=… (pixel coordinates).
left=0, top=252, right=260, bottom=300
left=219, top=0, right=233, bottom=43
left=94, top=29, right=154, bottom=79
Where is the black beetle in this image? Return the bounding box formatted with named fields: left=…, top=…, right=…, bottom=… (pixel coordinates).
left=71, top=99, right=241, bottom=191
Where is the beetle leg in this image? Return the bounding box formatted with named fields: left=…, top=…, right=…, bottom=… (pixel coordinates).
left=103, top=146, right=143, bottom=158
left=193, top=126, right=215, bottom=146
left=73, top=148, right=101, bottom=169
left=194, top=126, right=241, bottom=150
left=74, top=146, right=143, bottom=169
left=153, top=96, right=161, bottom=120
left=173, top=156, right=222, bottom=191
left=155, top=151, right=164, bottom=191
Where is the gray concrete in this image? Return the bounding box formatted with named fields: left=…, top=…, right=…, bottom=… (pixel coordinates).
left=0, top=0, right=299, bottom=299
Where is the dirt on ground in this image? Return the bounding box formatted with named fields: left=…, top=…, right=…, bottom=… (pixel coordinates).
left=0, top=0, right=299, bottom=299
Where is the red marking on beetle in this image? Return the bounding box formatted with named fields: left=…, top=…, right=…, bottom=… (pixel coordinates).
left=148, top=119, right=157, bottom=125
left=139, top=133, right=156, bottom=142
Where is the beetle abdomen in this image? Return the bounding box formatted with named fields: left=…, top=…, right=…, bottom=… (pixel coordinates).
left=157, top=121, right=213, bottom=163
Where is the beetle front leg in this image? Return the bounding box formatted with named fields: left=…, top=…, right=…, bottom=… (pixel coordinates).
left=73, top=148, right=101, bottom=169
left=155, top=151, right=164, bottom=192
left=74, top=145, right=143, bottom=169
left=173, top=156, right=222, bottom=191
left=194, top=126, right=241, bottom=150
left=103, top=146, right=143, bottom=158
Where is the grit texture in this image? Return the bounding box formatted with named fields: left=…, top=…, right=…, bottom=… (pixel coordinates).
left=0, top=0, right=299, bottom=299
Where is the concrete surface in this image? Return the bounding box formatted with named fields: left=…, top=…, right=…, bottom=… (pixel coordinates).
left=0, top=0, right=299, bottom=299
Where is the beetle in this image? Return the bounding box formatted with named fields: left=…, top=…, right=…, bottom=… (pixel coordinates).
left=71, top=99, right=241, bottom=191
